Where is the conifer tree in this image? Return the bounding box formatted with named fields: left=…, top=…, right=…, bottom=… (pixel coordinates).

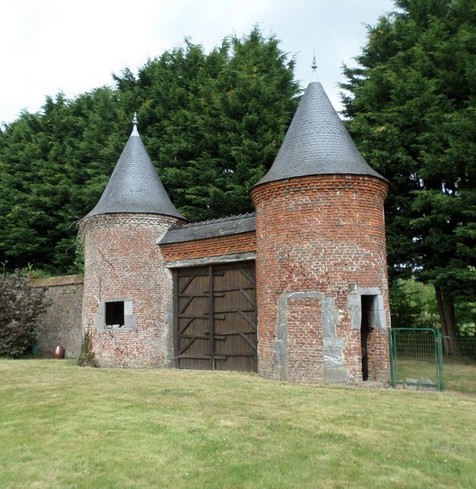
left=341, top=0, right=476, bottom=341
left=0, top=27, right=299, bottom=272
left=114, top=26, right=300, bottom=221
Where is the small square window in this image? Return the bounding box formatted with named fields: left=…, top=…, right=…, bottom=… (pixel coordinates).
left=105, top=301, right=125, bottom=327
left=96, top=299, right=135, bottom=332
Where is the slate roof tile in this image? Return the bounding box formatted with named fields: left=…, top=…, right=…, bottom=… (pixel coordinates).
left=160, top=213, right=255, bottom=244
left=85, top=116, right=184, bottom=220
left=254, top=82, right=385, bottom=187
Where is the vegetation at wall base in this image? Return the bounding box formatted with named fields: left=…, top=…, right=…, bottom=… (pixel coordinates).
left=77, top=331, right=99, bottom=368
left=0, top=360, right=475, bottom=489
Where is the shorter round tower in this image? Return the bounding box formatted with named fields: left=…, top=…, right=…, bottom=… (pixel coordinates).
left=251, top=82, right=390, bottom=384
left=80, top=116, right=186, bottom=368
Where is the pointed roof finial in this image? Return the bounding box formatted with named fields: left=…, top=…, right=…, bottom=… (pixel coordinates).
left=311, top=48, right=318, bottom=72
left=132, top=112, right=139, bottom=136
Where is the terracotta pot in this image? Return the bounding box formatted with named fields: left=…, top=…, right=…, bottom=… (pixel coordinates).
left=52, top=345, right=65, bottom=359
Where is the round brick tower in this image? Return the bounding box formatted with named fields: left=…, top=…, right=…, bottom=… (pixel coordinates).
left=251, top=82, right=390, bottom=384
left=80, top=115, right=186, bottom=368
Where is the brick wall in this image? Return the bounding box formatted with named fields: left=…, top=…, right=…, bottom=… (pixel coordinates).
left=252, top=175, right=391, bottom=384
left=161, top=232, right=256, bottom=262
left=76, top=174, right=391, bottom=384
left=32, top=275, right=84, bottom=359
left=80, top=213, right=184, bottom=368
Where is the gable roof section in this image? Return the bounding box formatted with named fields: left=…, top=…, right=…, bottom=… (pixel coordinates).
left=160, top=213, right=255, bottom=244
left=85, top=117, right=185, bottom=220
left=253, top=82, right=385, bottom=188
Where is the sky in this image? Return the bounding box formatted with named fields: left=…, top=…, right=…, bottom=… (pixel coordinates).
left=0, top=0, right=396, bottom=125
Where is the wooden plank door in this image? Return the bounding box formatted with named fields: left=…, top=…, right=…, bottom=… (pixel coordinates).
left=212, top=263, right=257, bottom=372
left=175, top=266, right=211, bottom=370
left=175, top=262, right=257, bottom=372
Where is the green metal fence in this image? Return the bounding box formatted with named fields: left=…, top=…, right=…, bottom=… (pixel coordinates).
left=442, top=336, right=476, bottom=364
left=389, top=328, right=445, bottom=391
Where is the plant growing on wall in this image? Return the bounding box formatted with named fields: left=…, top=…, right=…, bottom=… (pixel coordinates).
left=77, top=330, right=99, bottom=367
left=0, top=269, right=49, bottom=357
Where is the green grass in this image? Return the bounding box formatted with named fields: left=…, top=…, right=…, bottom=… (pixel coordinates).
left=445, top=362, right=476, bottom=395
left=393, top=358, right=476, bottom=394
left=1, top=360, right=475, bottom=489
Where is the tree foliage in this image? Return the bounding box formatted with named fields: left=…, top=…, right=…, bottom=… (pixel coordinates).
left=390, top=278, right=439, bottom=329
left=114, top=27, right=299, bottom=221
left=0, top=27, right=299, bottom=274
left=341, top=0, right=476, bottom=336
left=0, top=270, right=49, bottom=357
left=0, top=89, right=124, bottom=273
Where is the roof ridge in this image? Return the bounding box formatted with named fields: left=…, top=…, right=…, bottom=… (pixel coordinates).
left=169, top=212, right=255, bottom=231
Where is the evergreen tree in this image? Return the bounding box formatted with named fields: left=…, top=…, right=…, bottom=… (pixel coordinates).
left=114, top=26, right=300, bottom=221
left=341, top=0, right=476, bottom=342
left=0, top=88, right=123, bottom=272
left=0, top=27, right=299, bottom=273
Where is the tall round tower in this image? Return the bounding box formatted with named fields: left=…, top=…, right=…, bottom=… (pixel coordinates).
left=80, top=116, right=186, bottom=368
left=251, top=82, right=390, bottom=384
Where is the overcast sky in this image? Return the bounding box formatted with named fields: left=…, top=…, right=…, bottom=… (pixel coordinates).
left=0, top=0, right=396, bottom=125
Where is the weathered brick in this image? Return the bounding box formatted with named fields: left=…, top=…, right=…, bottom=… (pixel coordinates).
left=251, top=175, right=391, bottom=384
left=80, top=213, right=183, bottom=368
left=161, top=232, right=256, bottom=262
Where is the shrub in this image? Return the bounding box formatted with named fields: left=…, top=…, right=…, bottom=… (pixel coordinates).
left=77, top=330, right=99, bottom=367
left=0, top=270, right=49, bottom=357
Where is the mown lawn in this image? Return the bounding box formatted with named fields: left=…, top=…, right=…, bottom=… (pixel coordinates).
left=394, top=359, right=476, bottom=395
left=1, top=360, right=475, bottom=489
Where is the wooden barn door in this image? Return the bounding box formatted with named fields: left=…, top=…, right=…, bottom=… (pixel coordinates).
left=174, top=262, right=257, bottom=372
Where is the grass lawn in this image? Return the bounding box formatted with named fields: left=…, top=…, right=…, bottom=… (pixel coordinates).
left=393, top=359, right=476, bottom=395
left=1, top=360, right=475, bottom=489
left=445, top=362, right=476, bottom=395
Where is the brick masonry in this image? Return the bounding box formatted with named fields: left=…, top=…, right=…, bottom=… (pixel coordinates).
left=80, top=213, right=184, bottom=368
left=38, top=174, right=391, bottom=385
left=251, top=175, right=391, bottom=384
left=161, top=232, right=256, bottom=263
left=29, top=79, right=395, bottom=385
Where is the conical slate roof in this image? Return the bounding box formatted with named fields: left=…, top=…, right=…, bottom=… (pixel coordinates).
left=85, top=116, right=185, bottom=220
left=254, top=82, right=384, bottom=187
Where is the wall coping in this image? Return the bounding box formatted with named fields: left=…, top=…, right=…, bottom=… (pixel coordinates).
left=31, top=274, right=84, bottom=288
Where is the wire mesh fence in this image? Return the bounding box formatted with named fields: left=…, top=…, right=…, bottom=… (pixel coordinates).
left=389, top=328, right=444, bottom=391
left=389, top=328, right=476, bottom=393
left=442, top=336, right=476, bottom=364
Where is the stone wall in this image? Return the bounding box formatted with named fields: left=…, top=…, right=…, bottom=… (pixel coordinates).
left=32, top=275, right=84, bottom=359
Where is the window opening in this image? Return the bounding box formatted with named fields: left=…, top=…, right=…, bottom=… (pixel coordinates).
left=105, top=301, right=125, bottom=327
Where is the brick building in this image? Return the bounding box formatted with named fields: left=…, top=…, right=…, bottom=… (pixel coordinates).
left=80, top=82, right=391, bottom=384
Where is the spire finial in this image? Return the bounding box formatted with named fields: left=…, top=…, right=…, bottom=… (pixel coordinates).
left=311, top=48, right=318, bottom=72
left=309, top=46, right=318, bottom=82
left=131, top=112, right=139, bottom=136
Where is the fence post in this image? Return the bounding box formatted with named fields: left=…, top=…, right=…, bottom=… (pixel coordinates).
left=389, top=328, right=397, bottom=388
left=435, top=329, right=445, bottom=391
